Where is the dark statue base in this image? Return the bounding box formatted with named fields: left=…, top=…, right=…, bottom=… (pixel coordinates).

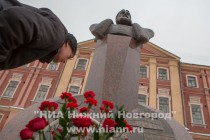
left=84, top=34, right=140, bottom=111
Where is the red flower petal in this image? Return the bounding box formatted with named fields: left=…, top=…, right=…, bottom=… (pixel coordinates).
left=20, top=128, right=33, bottom=140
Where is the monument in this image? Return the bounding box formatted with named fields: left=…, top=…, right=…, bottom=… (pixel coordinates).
left=0, top=10, right=193, bottom=140
left=84, top=9, right=193, bottom=139
left=85, top=9, right=154, bottom=112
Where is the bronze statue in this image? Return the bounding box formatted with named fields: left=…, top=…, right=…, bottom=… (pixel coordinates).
left=90, top=9, right=154, bottom=45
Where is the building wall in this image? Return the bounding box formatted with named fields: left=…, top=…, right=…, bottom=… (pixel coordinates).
left=181, top=64, right=210, bottom=139
left=0, top=61, right=65, bottom=131
left=1, top=40, right=209, bottom=140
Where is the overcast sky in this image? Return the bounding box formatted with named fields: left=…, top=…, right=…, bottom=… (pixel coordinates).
left=19, top=0, right=210, bottom=66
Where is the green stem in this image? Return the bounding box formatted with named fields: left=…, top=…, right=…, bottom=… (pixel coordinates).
left=38, top=130, right=42, bottom=140
left=102, top=134, right=107, bottom=140
left=77, top=135, right=81, bottom=140
left=46, top=111, right=52, bottom=140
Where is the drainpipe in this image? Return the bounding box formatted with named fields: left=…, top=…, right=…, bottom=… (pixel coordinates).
left=179, top=62, right=187, bottom=127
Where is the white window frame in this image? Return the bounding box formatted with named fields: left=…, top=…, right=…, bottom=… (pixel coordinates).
left=158, top=96, right=170, bottom=113
left=74, top=58, right=89, bottom=70
left=157, top=67, right=169, bottom=80
left=186, top=74, right=199, bottom=88
left=32, top=77, right=52, bottom=103
left=189, top=96, right=206, bottom=127
left=68, top=85, right=81, bottom=95
left=138, top=86, right=148, bottom=105
left=157, top=88, right=171, bottom=113
left=0, top=113, right=4, bottom=123
left=139, top=65, right=149, bottom=78
left=47, top=62, right=60, bottom=71
left=33, top=84, right=51, bottom=102
left=1, top=80, right=20, bottom=99
left=68, top=77, right=83, bottom=95
left=1, top=73, right=23, bottom=99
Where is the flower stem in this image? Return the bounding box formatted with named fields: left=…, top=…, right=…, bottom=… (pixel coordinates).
left=46, top=111, right=52, bottom=140
left=38, top=130, right=42, bottom=140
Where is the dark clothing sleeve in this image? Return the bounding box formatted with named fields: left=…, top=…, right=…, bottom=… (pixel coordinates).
left=0, top=1, right=67, bottom=70
left=0, top=0, right=22, bottom=10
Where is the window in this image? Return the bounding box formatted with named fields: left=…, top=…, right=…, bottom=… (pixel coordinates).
left=138, top=94, right=147, bottom=105
left=2, top=81, right=19, bottom=98
left=159, top=97, right=169, bottom=113
left=191, top=104, right=203, bottom=124
left=47, top=62, right=58, bottom=70
left=139, top=66, right=147, bottom=78
left=158, top=68, right=168, bottom=80
left=69, top=86, right=80, bottom=95
left=187, top=76, right=197, bottom=87
left=34, top=85, right=49, bottom=102
left=75, top=59, right=88, bottom=70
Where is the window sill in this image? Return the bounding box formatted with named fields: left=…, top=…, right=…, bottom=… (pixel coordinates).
left=187, top=86, right=199, bottom=88
left=74, top=69, right=86, bottom=71
left=157, top=79, right=170, bottom=81
left=0, top=96, right=14, bottom=101
left=30, top=100, right=42, bottom=104
left=191, top=123, right=207, bottom=128
left=139, top=77, right=148, bottom=79
left=46, top=69, right=57, bottom=71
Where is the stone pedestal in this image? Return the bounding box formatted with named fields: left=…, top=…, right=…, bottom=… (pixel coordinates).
left=84, top=34, right=140, bottom=111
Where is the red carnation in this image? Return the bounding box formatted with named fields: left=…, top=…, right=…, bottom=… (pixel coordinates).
left=102, top=100, right=114, bottom=109
left=73, top=116, right=93, bottom=128
left=39, top=101, right=58, bottom=111
left=68, top=96, right=77, bottom=103
left=123, top=120, right=133, bottom=132
left=20, top=128, right=33, bottom=140
left=52, top=128, right=62, bottom=138
left=60, top=92, right=72, bottom=99
left=84, top=91, right=95, bottom=98
left=26, top=117, right=48, bottom=131
left=100, top=106, right=104, bottom=112
left=102, top=118, right=117, bottom=130
left=79, top=107, right=89, bottom=113
left=67, top=102, right=78, bottom=109
left=84, top=98, right=97, bottom=106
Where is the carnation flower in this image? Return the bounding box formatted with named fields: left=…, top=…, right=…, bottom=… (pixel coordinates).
left=26, top=117, right=48, bottom=132
left=102, top=100, right=114, bottom=109
left=39, top=101, right=58, bottom=111
left=73, top=116, right=93, bottom=128
left=68, top=96, right=77, bottom=103
left=19, top=128, right=33, bottom=140
left=102, top=118, right=117, bottom=130
left=123, top=120, right=133, bottom=132
left=60, top=92, right=72, bottom=99
left=100, top=106, right=104, bottom=112
left=67, top=102, right=78, bottom=109
left=84, top=98, right=97, bottom=106
left=79, top=107, right=89, bottom=113
left=84, top=91, right=95, bottom=98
